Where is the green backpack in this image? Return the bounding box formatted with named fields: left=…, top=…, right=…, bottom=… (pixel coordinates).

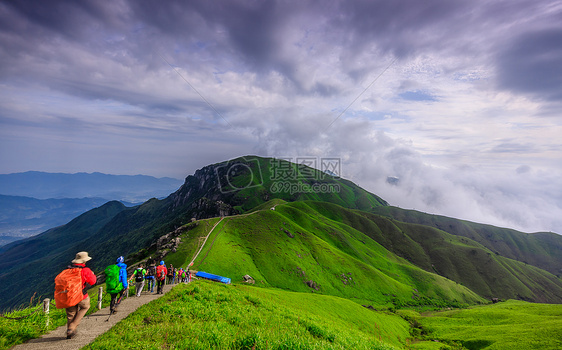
left=104, top=264, right=123, bottom=294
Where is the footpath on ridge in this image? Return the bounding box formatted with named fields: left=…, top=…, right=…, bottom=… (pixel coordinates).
left=12, top=214, right=230, bottom=350
left=11, top=284, right=172, bottom=350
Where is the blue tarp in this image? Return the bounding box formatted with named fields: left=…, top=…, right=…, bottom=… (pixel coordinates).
left=195, top=271, right=231, bottom=284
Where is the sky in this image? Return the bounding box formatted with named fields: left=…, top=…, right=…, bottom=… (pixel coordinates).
left=1, top=0, right=561, bottom=234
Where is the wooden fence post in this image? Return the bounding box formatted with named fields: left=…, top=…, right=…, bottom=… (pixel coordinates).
left=43, top=298, right=50, bottom=327
left=98, top=286, right=103, bottom=310
left=43, top=298, right=50, bottom=314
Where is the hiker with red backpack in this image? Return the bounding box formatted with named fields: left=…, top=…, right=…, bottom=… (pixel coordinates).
left=54, top=251, right=96, bottom=339
left=104, top=256, right=128, bottom=314
left=156, top=260, right=167, bottom=294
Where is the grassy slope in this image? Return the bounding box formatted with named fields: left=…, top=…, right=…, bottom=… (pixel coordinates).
left=166, top=202, right=483, bottom=307
left=352, top=210, right=562, bottom=303
left=87, top=280, right=409, bottom=350
left=288, top=202, right=562, bottom=303
left=417, top=300, right=562, bottom=350
left=371, top=206, right=562, bottom=276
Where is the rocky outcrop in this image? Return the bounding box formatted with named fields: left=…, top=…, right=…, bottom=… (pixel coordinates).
left=167, top=162, right=241, bottom=220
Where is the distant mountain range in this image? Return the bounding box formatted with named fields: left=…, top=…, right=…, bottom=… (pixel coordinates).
left=0, top=172, right=183, bottom=245
left=0, top=195, right=117, bottom=247
left=0, top=156, right=560, bottom=311
left=0, top=171, right=182, bottom=202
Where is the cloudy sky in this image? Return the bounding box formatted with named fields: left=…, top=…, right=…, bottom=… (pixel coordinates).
left=1, top=0, right=561, bottom=234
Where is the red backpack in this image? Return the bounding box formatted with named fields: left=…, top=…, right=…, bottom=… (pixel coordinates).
left=54, top=267, right=83, bottom=309
left=156, top=266, right=166, bottom=281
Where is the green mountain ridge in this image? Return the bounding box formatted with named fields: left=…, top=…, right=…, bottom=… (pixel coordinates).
left=165, top=200, right=484, bottom=307
left=0, top=156, right=561, bottom=312
left=371, top=206, right=562, bottom=276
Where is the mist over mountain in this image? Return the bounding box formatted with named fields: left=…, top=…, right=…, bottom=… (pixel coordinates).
left=0, top=171, right=182, bottom=202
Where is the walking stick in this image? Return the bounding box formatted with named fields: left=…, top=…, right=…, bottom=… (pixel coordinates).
left=106, top=290, right=126, bottom=322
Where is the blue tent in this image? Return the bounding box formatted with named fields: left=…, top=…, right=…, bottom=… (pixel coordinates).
left=195, top=271, right=231, bottom=284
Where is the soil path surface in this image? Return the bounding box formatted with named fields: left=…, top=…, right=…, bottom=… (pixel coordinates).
left=11, top=284, right=176, bottom=350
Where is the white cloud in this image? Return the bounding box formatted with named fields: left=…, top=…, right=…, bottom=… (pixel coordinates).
left=0, top=0, right=561, bottom=233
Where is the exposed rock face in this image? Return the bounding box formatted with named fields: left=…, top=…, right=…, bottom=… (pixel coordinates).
left=145, top=222, right=199, bottom=261
left=167, top=163, right=241, bottom=219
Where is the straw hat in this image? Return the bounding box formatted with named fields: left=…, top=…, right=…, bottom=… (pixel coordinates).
left=72, top=251, right=92, bottom=264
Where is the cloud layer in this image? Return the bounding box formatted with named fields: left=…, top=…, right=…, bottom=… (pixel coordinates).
left=1, top=0, right=561, bottom=233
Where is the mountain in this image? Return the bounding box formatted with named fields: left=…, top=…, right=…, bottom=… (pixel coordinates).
left=0, top=171, right=182, bottom=202
left=0, top=156, right=387, bottom=310
left=370, top=206, right=562, bottom=277
left=0, top=195, right=109, bottom=246
left=166, top=200, right=485, bottom=307
left=162, top=200, right=561, bottom=305
left=0, top=155, right=561, bottom=311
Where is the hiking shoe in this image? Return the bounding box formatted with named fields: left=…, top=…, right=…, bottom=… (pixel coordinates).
left=66, top=330, right=76, bottom=339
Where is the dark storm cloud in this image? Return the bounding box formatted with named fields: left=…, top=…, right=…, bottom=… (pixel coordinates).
left=331, top=0, right=469, bottom=58
left=497, top=27, right=562, bottom=102
left=6, top=0, right=118, bottom=34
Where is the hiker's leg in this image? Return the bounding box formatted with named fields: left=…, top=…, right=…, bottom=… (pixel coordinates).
left=136, top=281, right=144, bottom=296
left=66, top=305, right=78, bottom=329
left=110, top=293, right=117, bottom=311
left=116, top=290, right=124, bottom=308
left=67, top=296, right=90, bottom=332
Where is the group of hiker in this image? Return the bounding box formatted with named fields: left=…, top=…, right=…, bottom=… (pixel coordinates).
left=54, top=251, right=193, bottom=340
left=130, top=260, right=193, bottom=295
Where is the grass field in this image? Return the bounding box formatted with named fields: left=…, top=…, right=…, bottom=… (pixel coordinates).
left=415, top=300, right=562, bottom=350
left=87, top=280, right=408, bottom=350
left=2, top=282, right=561, bottom=350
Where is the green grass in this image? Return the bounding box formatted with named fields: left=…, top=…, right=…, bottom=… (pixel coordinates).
left=87, top=280, right=407, bottom=350
left=415, top=300, right=562, bottom=350
left=185, top=201, right=483, bottom=308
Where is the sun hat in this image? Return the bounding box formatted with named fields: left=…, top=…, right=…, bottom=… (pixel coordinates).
left=72, top=251, right=92, bottom=264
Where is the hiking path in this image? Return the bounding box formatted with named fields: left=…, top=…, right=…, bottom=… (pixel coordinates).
left=11, top=284, right=175, bottom=350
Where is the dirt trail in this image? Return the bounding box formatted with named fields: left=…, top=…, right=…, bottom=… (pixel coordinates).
left=11, top=284, right=176, bottom=350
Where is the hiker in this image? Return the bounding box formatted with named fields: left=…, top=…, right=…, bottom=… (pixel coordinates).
left=187, top=268, right=191, bottom=283
left=145, top=263, right=156, bottom=293
left=130, top=264, right=146, bottom=297
left=55, top=251, right=97, bottom=339
left=179, top=268, right=185, bottom=283
left=156, top=260, right=167, bottom=294
left=167, top=264, right=175, bottom=284
left=105, top=256, right=128, bottom=314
